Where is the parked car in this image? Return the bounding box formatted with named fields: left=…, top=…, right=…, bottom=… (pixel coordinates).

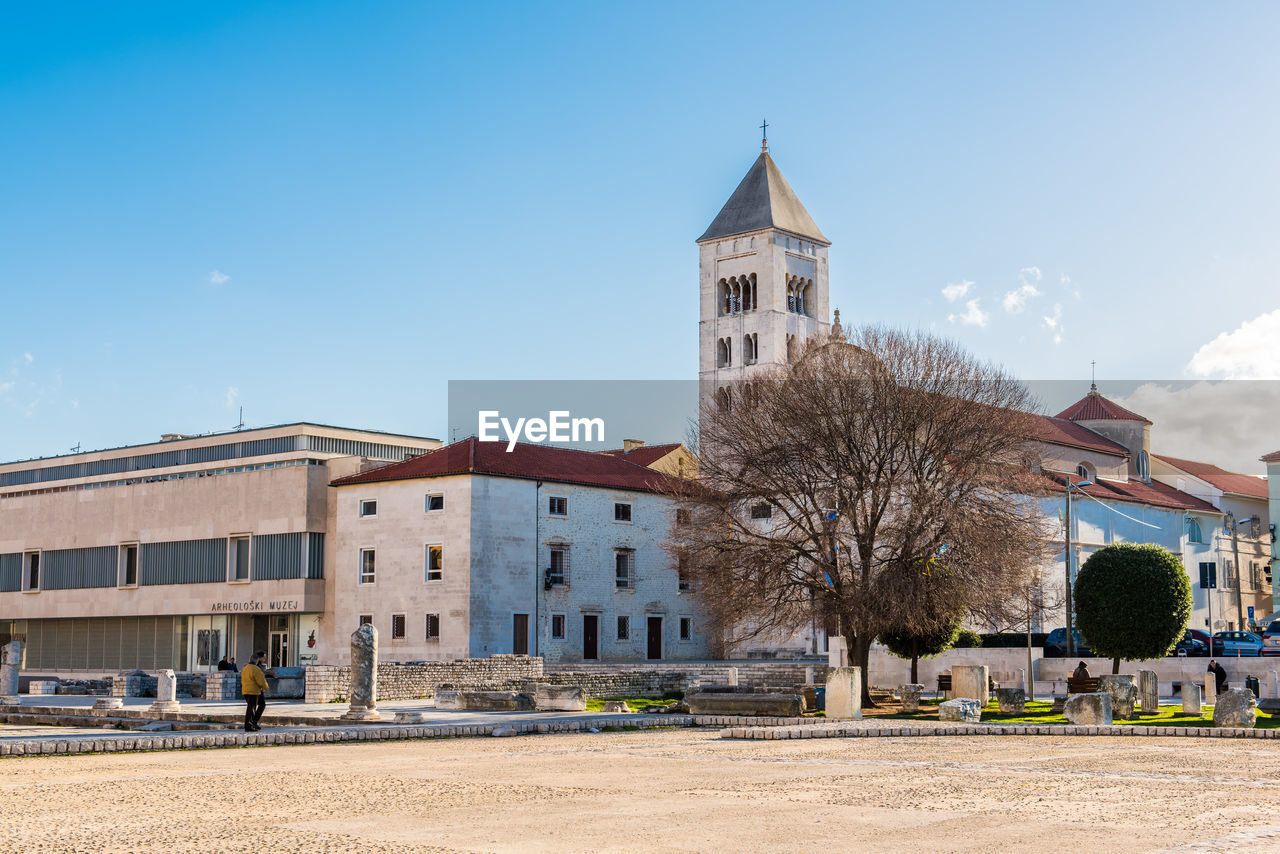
left=1211, top=631, right=1265, bottom=657
left=1259, top=621, right=1280, bottom=655
left=1172, top=631, right=1209, bottom=657
left=1043, top=628, right=1094, bottom=658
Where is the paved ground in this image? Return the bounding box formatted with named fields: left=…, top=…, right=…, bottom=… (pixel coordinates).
left=3, top=728, right=1280, bottom=853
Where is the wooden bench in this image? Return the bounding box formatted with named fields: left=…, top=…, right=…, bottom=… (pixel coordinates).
left=1066, top=677, right=1100, bottom=695
left=937, top=674, right=952, bottom=696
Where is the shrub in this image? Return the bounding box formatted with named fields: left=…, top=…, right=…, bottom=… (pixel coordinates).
left=1074, top=543, right=1192, bottom=673
left=952, top=629, right=983, bottom=648
left=879, top=613, right=964, bottom=683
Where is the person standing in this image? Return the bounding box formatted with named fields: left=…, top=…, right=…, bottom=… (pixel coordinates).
left=241, top=652, right=269, bottom=732
left=217, top=656, right=232, bottom=671
left=1208, top=659, right=1228, bottom=693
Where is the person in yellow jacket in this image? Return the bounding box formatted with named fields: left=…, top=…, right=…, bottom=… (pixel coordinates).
left=241, top=651, right=269, bottom=732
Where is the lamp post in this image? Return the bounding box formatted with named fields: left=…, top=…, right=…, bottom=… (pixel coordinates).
left=1064, top=478, right=1092, bottom=658
left=1228, top=513, right=1260, bottom=635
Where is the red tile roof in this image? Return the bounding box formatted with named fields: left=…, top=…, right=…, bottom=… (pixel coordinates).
left=1029, top=415, right=1130, bottom=457
left=600, top=442, right=684, bottom=467
left=1055, top=387, right=1152, bottom=424
left=331, top=436, right=687, bottom=494
left=1154, top=455, right=1268, bottom=499
left=1045, top=471, right=1219, bottom=512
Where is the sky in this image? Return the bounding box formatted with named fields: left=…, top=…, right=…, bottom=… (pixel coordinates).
left=2, top=2, right=1278, bottom=470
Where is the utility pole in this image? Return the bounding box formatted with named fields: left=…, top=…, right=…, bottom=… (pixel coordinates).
left=1064, top=482, right=1076, bottom=657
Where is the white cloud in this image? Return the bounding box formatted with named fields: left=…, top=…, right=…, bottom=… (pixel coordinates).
left=948, top=299, right=989, bottom=328
left=941, top=280, right=973, bottom=303
left=1042, top=303, right=1064, bottom=344
left=23, top=352, right=33, bottom=365
left=225, top=386, right=239, bottom=409
left=1019, top=266, right=1042, bottom=282
left=1186, top=308, right=1280, bottom=380
left=209, top=270, right=230, bottom=285
left=1116, top=381, right=1280, bottom=473
left=0, top=381, right=12, bottom=394
left=1002, top=283, right=1042, bottom=313
left=1061, top=273, right=1081, bottom=300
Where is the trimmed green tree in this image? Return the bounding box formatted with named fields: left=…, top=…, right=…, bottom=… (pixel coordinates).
left=1073, top=543, right=1192, bottom=674
left=879, top=612, right=963, bottom=685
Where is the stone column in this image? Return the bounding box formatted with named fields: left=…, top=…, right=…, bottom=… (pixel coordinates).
left=149, top=670, right=181, bottom=713
left=727, top=667, right=738, bottom=687
left=0, top=641, right=21, bottom=703
left=1182, top=681, right=1202, bottom=714
left=805, top=666, right=815, bottom=686
left=1138, top=669, right=1160, bottom=714
left=1270, top=671, right=1279, bottom=701
left=951, top=665, right=989, bottom=705
left=825, top=666, right=863, bottom=720
left=1204, top=673, right=1217, bottom=706
left=1019, top=668, right=1027, bottom=692
left=343, top=623, right=381, bottom=721
left=827, top=636, right=848, bottom=669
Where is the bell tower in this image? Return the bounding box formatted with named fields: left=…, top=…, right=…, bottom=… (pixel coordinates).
left=697, top=138, right=831, bottom=408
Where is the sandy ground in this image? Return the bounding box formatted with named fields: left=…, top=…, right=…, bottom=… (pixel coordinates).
left=3, top=729, right=1280, bottom=854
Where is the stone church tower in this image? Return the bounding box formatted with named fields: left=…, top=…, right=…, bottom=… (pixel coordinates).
left=698, top=141, right=831, bottom=407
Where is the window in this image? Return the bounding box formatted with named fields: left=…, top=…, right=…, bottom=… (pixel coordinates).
left=1198, top=561, right=1217, bottom=589
left=549, top=496, right=568, bottom=516
left=425, top=545, right=443, bottom=581
left=359, top=499, right=377, bottom=518
left=359, top=549, right=376, bottom=585
left=615, top=550, right=633, bottom=589
left=751, top=503, right=772, bottom=520
left=680, top=617, right=692, bottom=641
left=614, top=503, right=632, bottom=523
left=118, top=544, right=139, bottom=587
left=425, top=613, right=440, bottom=640
left=1137, top=451, right=1150, bottom=481
left=677, top=552, right=691, bottom=592
left=547, top=547, right=569, bottom=586
left=425, top=494, right=444, bottom=512
left=22, top=552, right=39, bottom=592
left=391, top=614, right=406, bottom=640
left=1075, top=462, right=1094, bottom=482
left=551, top=613, right=566, bottom=640
left=359, top=614, right=373, bottom=626
left=1251, top=561, right=1263, bottom=590
left=675, top=508, right=691, bottom=526
left=617, top=615, right=630, bottom=641
left=1225, top=560, right=1238, bottom=590
left=229, top=535, right=251, bottom=581
left=1186, top=518, right=1204, bottom=544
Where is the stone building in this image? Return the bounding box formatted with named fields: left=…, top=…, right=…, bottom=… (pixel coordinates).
left=0, top=424, right=439, bottom=676
left=327, top=437, right=710, bottom=664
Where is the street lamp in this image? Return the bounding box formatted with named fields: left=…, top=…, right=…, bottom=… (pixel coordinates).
left=1064, top=478, right=1092, bottom=658
left=1227, top=513, right=1260, bottom=635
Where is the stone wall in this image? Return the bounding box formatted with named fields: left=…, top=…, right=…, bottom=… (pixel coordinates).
left=545, top=660, right=825, bottom=691
left=205, top=672, right=242, bottom=700
left=111, top=672, right=208, bottom=699
left=304, top=655, right=544, bottom=703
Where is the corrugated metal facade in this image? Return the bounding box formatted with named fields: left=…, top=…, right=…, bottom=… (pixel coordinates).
left=21, top=616, right=182, bottom=672
left=140, top=539, right=227, bottom=586
left=40, top=546, right=117, bottom=590
left=0, top=553, right=20, bottom=592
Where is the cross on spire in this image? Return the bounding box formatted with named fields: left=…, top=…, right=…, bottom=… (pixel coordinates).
left=760, top=118, right=768, bottom=151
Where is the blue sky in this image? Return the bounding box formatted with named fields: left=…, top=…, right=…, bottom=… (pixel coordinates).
left=2, top=2, right=1279, bottom=463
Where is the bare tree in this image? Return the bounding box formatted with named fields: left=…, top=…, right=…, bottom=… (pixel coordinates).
left=971, top=562, right=1063, bottom=701
left=670, top=326, right=1051, bottom=705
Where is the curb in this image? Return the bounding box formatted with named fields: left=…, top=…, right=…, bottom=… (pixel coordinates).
left=720, top=722, right=1280, bottom=740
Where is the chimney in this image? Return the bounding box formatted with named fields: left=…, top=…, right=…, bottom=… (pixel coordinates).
left=622, top=439, right=645, bottom=452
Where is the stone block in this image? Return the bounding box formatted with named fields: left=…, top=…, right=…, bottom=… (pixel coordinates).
left=1097, top=675, right=1137, bottom=719
left=601, top=700, right=632, bottom=713
left=1213, top=688, right=1257, bottom=729
left=899, top=684, right=925, bottom=713
left=1182, top=682, right=1202, bottom=714
left=939, top=698, right=981, bottom=723
left=28, top=680, right=59, bottom=695
left=93, top=698, right=124, bottom=711
left=824, top=667, right=862, bottom=721
left=951, top=665, right=989, bottom=705
left=457, top=691, right=535, bottom=712
left=686, top=692, right=803, bottom=717
left=150, top=670, right=181, bottom=713
left=827, top=636, right=849, bottom=668
left=1138, top=670, right=1160, bottom=714
left=393, top=712, right=427, bottom=724
left=1064, top=692, right=1112, bottom=726
left=994, top=687, right=1026, bottom=714
left=534, top=684, right=586, bottom=711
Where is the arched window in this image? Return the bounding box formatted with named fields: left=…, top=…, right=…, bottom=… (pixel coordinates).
left=730, top=279, right=741, bottom=313
left=1076, top=462, right=1095, bottom=482
left=786, top=334, right=795, bottom=364
left=717, top=339, right=728, bottom=368
left=787, top=280, right=796, bottom=313
left=1186, top=517, right=1204, bottom=544
left=720, top=279, right=731, bottom=316
left=741, top=281, right=752, bottom=312
left=795, top=282, right=805, bottom=316
left=748, top=273, right=758, bottom=310
left=716, top=386, right=732, bottom=411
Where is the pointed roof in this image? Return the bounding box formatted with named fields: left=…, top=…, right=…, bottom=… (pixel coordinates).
left=698, top=148, right=829, bottom=244
left=1055, top=385, right=1152, bottom=424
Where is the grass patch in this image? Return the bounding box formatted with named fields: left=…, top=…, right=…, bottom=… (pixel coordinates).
left=584, top=697, right=675, bottom=713
left=884, top=698, right=1280, bottom=728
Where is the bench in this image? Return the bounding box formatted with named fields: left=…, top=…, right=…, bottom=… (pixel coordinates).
left=1067, top=677, right=1100, bottom=695
left=937, top=674, right=952, bottom=696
